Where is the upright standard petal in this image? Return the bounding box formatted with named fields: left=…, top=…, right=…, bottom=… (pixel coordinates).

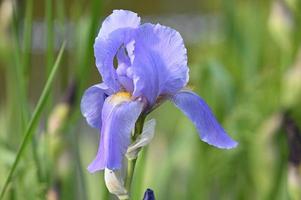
left=88, top=93, right=144, bottom=172
left=80, top=83, right=112, bottom=129
left=171, top=90, right=237, bottom=149
left=94, top=10, right=140, bottom=92
left=94, top=29, right=135, bottom=92
left=132, top=23, right=189, bottom=105
left=98, top=10, right=140, bottom=39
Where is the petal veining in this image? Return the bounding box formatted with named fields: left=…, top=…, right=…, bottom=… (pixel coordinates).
left=87, top=94, right=144, bottom=172
left=132, top=23, right=189, bottom=105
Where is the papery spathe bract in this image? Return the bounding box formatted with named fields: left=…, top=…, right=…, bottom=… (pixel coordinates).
left=104, top=168, right=128, bottom=199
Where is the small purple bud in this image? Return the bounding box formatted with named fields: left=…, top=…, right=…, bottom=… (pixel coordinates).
left=143, top=188, right=155, bottom=200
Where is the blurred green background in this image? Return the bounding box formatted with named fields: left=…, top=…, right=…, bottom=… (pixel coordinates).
left=1, top=0, right=301, bottom=199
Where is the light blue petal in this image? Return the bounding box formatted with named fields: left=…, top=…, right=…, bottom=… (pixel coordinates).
left=116, top=46, right=134, bottom=92
left=80, top=83, right=112, bottom=129
left=132, top=23, right=189, bottom=105
left=94, top=29, right=134, bottom=92
left=171, top=90, right=238, bottom=149
left=94, top=10, right=140, bottom=92
left=98, top=10, right=140, bottom=39
left=87, top=96, right=143, bottom=172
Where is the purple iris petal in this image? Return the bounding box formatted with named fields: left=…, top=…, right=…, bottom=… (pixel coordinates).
left=94, top=10, right=188, bottom=105
left=87, top=96, right=143, bottom=172
left=80, top=83, right=112, bottom=129
left=94, top=29, right=135, bottom=92
left=98, top=10, right=140, bottom=39
left=132, top=23, right=189, bottom=105
left=116, top=46, right=134, bottom=92
left=171, top=90, right=237, bottom=149
left=94, top=10, right=140, bottom=92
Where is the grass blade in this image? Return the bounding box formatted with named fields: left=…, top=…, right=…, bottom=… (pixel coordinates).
left=0, top=41, right=66, bottom=200
left=45, top=0, right=54, bottom=76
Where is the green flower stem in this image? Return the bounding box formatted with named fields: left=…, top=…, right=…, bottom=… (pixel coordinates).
left=0, top=42, right=66, bottom=200
left=125, top=114, right=146, bottom=199
left=125, top=159, right=137, bottom=195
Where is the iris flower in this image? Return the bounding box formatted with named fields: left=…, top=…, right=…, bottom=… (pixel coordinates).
left=81, top=10, right=237, bottom=172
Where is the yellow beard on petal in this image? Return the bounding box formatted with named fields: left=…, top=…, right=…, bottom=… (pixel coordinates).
left=109, top=92, right=132, bottom=106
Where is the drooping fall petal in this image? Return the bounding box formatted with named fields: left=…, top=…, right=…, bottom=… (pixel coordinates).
left=88, top=93, right=144, bottom=172
left=171, top=90, right=237, bottom=149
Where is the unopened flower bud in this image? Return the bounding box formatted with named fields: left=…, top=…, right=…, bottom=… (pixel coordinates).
left=143, top=188, right=155, bottom=200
